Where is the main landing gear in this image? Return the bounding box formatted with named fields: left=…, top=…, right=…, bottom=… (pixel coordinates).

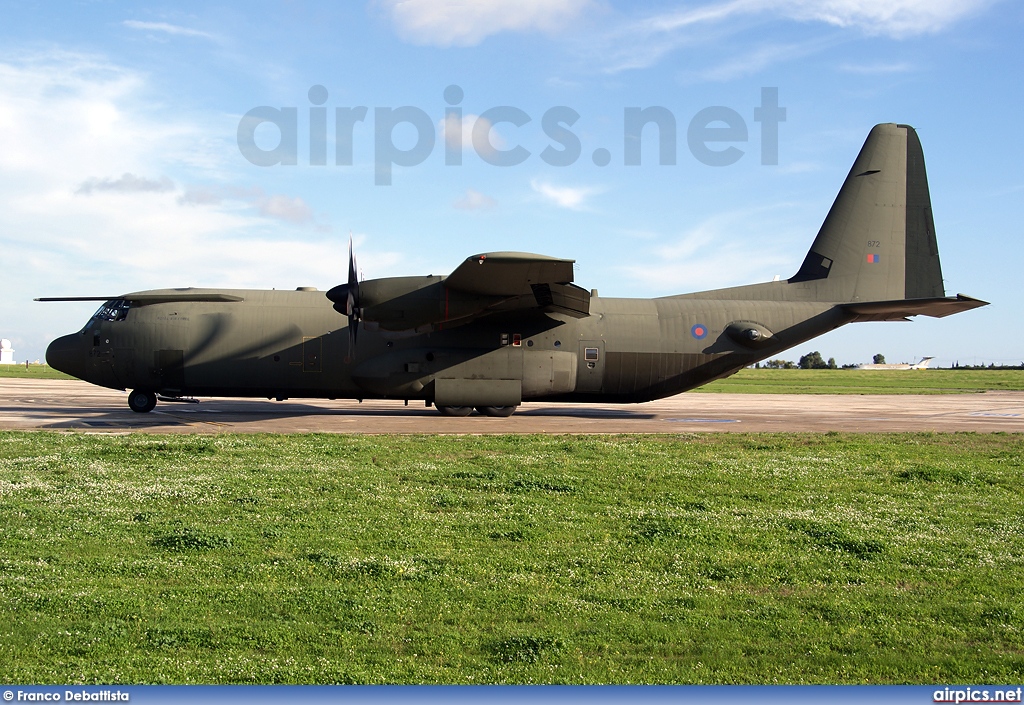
left=127, top=389, right=157, bottom=413
left=476, top=406, right=516, bottom=417
left=436, top=405, right=517, bottom=417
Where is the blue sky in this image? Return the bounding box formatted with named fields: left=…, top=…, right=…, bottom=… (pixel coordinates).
left=2, top=0, right=1021, bottom=366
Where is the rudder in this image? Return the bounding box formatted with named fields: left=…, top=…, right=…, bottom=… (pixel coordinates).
left=902, top=125, right=943, bottom=299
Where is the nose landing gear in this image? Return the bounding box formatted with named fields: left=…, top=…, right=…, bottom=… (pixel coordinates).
left=127, top=389, right=158, bottom=413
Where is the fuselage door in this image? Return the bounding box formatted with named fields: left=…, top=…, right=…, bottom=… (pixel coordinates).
left=576, top=340, right=605, bottom=393
left=113, top=347, right=134, bottom=387
left=155, top=349, right=185, bottom=392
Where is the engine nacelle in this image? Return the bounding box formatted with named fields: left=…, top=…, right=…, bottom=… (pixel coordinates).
left=328, top=276, right=590, bottom=334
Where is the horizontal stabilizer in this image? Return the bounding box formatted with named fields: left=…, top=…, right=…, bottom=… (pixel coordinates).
left=841, top=294, right=988, bottom=322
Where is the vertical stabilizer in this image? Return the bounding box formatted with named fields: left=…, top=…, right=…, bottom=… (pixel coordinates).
left=789, top=123, right=945, bottom=302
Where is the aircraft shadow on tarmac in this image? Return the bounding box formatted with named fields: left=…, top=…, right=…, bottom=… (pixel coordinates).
left=35, top=399, right=656, bottom=428
left=516, top=408, right=655, bottom=420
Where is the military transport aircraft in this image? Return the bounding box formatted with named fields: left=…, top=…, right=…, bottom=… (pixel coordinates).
left=40, top=124, right=987, bottom=417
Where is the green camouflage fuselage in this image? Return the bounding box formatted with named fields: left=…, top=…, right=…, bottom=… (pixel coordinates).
left=61, top=286, right=844, bottom=403
left=42, top=124, right=987, bottom=412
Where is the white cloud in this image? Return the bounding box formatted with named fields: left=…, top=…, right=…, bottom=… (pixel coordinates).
left=646, top=0, right=993, bottom=37
left=838, top=60, right=916, bottom=73
left=682, top=39, right=829, bottom=82
left=179, top=185, right=318, bottom=226
left=779, top=0, right=995, bottom=35
left=122, top=20, right=219, bottom=41
left=453, top=188, right=496, bottom=211
left=380, top=0, right=594, bottom=46
left=619, top=209, right=799, bottom=292
left=438, top=113, right=502, bottom=156
left=530, top=179, right=602, bottom=210
left=597, top=0, right=996, bottom=72
left=256, top=194, right=315, bottom=225
left=76, top=173, right=175, bottom=195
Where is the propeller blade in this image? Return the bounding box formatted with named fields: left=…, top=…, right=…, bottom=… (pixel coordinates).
left=326, top=234, right=363, bottom=360
left=346, top=235, right=360, bottom=354
left=347, top=236, right=359, bottom=305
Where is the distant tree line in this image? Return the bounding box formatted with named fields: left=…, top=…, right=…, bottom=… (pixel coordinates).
left=753, top=355, right=1024, bottom=370
left=759, top=351, right=837, bottom=369
left=950, top=362, right=1024, bottom=370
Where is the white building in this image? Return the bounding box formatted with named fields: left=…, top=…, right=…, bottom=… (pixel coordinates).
left=0, top=339, right=14, bottom=365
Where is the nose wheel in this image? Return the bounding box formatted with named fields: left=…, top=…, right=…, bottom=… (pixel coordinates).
left=128, top=389, right=158, bottom=413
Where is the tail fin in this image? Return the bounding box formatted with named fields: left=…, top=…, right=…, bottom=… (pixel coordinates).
left=789, top=123, right=944, bottom=302
left=677, top=123, right=986, bottom=318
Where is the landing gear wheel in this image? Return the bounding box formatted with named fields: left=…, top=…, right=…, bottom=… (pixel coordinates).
left=128, top=389, right=157, bottom=413
left=476, top=406, right=516, bottom=417
left=437, top=405, right=473, bottom=417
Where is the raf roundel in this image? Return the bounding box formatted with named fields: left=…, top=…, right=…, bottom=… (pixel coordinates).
left=691, top=323, right=708, bottom=340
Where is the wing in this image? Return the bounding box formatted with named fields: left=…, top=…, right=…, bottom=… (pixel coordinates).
left=445, top=252, right=576, bottom=296
left=36, top=289, right=245, bottom=305
left=356, top=252, right=591, bottom=334
left=446, top=252, right=590, bottom=318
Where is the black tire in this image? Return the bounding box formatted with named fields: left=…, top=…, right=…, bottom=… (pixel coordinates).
left=128, top=389, right=157, bottom=413
left=476, top=406, right=516, bottom=417
left=437, top=405, right=473, bottom=417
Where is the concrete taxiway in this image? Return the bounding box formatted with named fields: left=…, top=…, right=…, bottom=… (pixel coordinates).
left=1, top=378, right=1023, bottom=433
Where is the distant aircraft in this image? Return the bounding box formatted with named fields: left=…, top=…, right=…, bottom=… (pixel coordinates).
left=857, top=357, right=935, bottom=370
left=40, top=123, right=987, bottom=416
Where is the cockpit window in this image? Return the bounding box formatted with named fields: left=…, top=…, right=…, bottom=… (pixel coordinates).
left=92, top=299, right=131, bottom=322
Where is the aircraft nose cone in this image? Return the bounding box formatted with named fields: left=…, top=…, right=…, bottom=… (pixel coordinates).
left=46, top=334, right=86, bottom=379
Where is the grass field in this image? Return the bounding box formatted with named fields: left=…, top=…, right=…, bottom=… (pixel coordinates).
left=3, top=365, right=1024, bottom=395
left=1, top=431, right=1022, bottom=684
left=698, top=369, right=1024, bottom=394
left=0, top=364, right=74, bottom=380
